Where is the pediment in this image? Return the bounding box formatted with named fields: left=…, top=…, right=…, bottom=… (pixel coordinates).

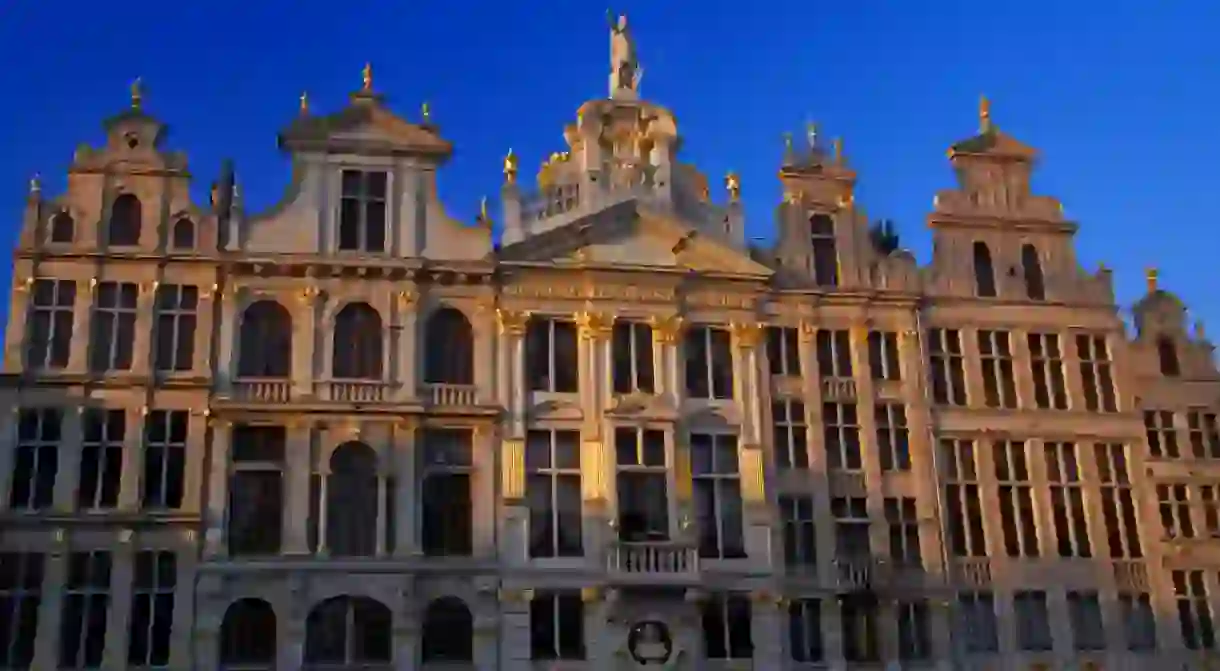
left=949, top=129, right=1037, bottom=160
left=279, top=99, right=452, bottom=158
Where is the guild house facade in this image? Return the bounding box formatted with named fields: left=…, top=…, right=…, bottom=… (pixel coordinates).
left=2, top=14, right=1219, bottom=671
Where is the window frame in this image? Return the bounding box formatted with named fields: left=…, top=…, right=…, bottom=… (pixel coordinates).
left=336, top=169, right=389, bottom=253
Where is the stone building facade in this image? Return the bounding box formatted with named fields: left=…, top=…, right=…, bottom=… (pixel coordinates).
left=1, top=18, right=1219, bottom=671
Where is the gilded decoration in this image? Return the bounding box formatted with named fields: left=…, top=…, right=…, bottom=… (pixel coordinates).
left=501, top=438, right=526, bottom=500
left=576, top=311, right=614, bottom=340
left=496, top=309, right=530, bottom=336
left=648, top=314, right=684, bottom=343
left=730, top=322, right=765, bottom=349
left=397, top=288, right=419, bottom=310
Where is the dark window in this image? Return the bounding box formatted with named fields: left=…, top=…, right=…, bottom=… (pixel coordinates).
left=942, top=439, right=987, bottom=557
left=50, top=212, right=75, bottom=244
left=526, top=318, right=578, bottom=392
left=896, top=601, right=931, bottom=660
left=332, top=302, right=383, bottom=379
left=9, top=408, right=61, bottom=510
left=875, top=403, right=909, bottom=472
left=0, top=552, right=44, bottom=669
left=614, top=428, right=669, bottom=542
left=684, top=326, right=734, bottom=400
left=823, top=402, right=862, bottom=471
left=780, top=495, right=816, bottom=571
left=108, top=193, right=142, bottom=246
left=772, top=400, right=808, bottom=470
left=526, top=430, right=583, bottom=558
left=326, top=442, right=380, bottom=557
left=978, top=330, right=1018, bottom=409
left=927, top=329, right=967, bottom=406
left=1145, top=410, right=1179, bottom=460
left=423, top=307, right=474, bottom=385
left=530, top=591, right=585, bottom=660
left=303, top=595, right=392, bottom=666
left=701, top=594, right=753, bottom=660
left=1067, top=591, right=1105, bottom=651
left=1046, top=442, right=1092, bottom=558
left=612, top=321, right=655, bottom=393
left=127, top=551, right=176, bottom=667
left=816, top=329, right=853, bottom=378
left=972, top=241, right=997, bottom=297
left=995, top=440, right=1039, bottom=558
left=841, top=597, right=880, bottom=662
left=1077, top=334, right=1117, bottom=412
left=1028, top=333, right=1069, bottom=410
left=1021, top=244, right=1045, bottom=300
left=421, top=597, right=473, bottom=663
left=420, top=429, right=473, bottom=556
left=1119, top=592, right=1157, bottom=652
left=867, top=330, right=900, bottom=381
left=338, top=170, right=388, bottom=252
left=885, top=497, right=921, bottom=566
left=1175, top=570, right=1215, bottom=650
left=1095, top=443, right=1142, bottom=559
left=142, top=410, right=188, bottom=510
left=691, top=433, right=745, bottom=559
left=956, top=592, right=999, bottom=653
left=832, top=496, right=871, bottom=558
left=58, top=551, right=111, bottom=669
left=154, top=284, right=198, bottom=372
left=227, top=426, right=285, bottom=556
left=76, top=409, right=125, bottom=511
left=809, top=214, right=839, bottom=287
left=1014, top=591, right=1053, bottom=651
left=26, top=278, right=76, bottom=370
left=237, top=301, right=293, bottom=377
left=219, top=599, right=277, bottom=668
left=1157, top=336, right=1181, bottom=377
left=788, top=598, right=823, bottom=662
left=766, top=326, right=800, bottom=376
left=89, top=281, right=139, bottom=372
left=170, top=218, right=195, bottom=250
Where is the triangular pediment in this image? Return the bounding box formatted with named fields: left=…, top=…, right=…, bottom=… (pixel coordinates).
left=498, top=202, right=773, bottom=277
left=279, top=97, right=452, bottom=158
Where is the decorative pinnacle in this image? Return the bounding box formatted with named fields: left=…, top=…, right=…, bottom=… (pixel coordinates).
left=806, top=120, right=818, bottom=149
left=832, top=137, right=843, bottom=164
left=421, top=101, right=431, bottom=123
left=362, top=63, right=373, bottom=91
left=1146, top=267, right=1159, bottom=293
left=130, top=77, right=143, bottom=110
left=979, top=94, right=992, bottom=133
left=29, top=173, right=41, bottom=195
left=503, top=148, right=518, bottom=184
left=299, top=91, right=309, bottom=115
left=725, top=171, right=741, bottom=201
left=479, top=196, right=490, bottom=224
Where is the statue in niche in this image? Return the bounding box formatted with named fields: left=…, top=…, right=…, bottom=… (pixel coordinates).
left=627, top=620, right=674, bottom=665
left=608, top=10, right=642, bottom=97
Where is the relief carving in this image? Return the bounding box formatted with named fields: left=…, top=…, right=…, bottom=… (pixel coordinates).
left=648, top=314, right=684, bottom=343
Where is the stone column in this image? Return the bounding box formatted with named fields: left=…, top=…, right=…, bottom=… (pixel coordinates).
left=32, top=534, right=68, bottom=669
left=473, top=606, right=500, bottom=671
left=498, top=588, right=533, bottom=668
left=583, top=588, right=615, bottom=671
left=578, top=312, right=613, bottom=565
left=3, top=271, right=32, bottom=372
left=293, top=288, right=321, bottom=396
left=730, top=322, right=764, bottom=446
left=472, top=425, right=496, bottom=558
left=849, top=326, right=885, bottom=565
left=203, top=419, right=232, bottom=559
left=393, top=419, right=419, bottom=557
left=191, top=575, right=225, bottom=671
left=1011, top=327, right=1036, bottom=409
left=750, top=591, right=785, bottom=669
left=395, top=288, right=419, bottom=400
left=799, top=322, right=837, bottom=590
left=54, top=408, right=83, bottom=512
left=392, top=584, right=420, bottom=671
left=501, top=436, right=528, bottom=566
left=473, top=300, right=495, bottom=404
left=731, top=323, right=770, bottom=568
left=0, top=408, right=17, bottom=507
left=960, top=327, right=984, bottom=409
left=315, top=464, right=330, bottom=557
left=182, top=410, right=208, bottom=515
left=103, top=532, right=136, bottom=668
left=168, top=529, right=200, bottom=670
left=649, top=315, right=684, bottom=407
left=216, top=287, right=238, bottom=389
left=497, top=310, right=529, bottom=438
left=284, top=422, right=313, bottom=555
left=193, top=283, right=218, bottom=374
left=132, top=280, right=156, bottom=376
left=119, top=406, right=147, bottom=510
left=68, top=279, right=93, bottom=375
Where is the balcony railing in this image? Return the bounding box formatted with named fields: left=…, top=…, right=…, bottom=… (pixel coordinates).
left=607, top=541, right=699, bottom=582
left=231, top=378, right=292, bottom=403
left=833, top=555, right=888, bottom=592
left=317, top=380, right=390, bottom=403
left=423, top=383, right=478, bottom=407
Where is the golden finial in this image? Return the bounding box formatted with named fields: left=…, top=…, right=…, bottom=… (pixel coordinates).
left=130, top=77, right=143, bottom=110
left=979, top=94, right=992, bottom=133
left=479, top=196, right=489, bottom=222
left=362, top=63, right=373, bottom=91
left=832, top=137, right=843, bottom=164
left=299, top=91, right=309, bottom=115
left=503, top=148, right=518, bottom=184
left=725, top=171, right=741, bottom=201
left=28, top=173, right=41, bottom=195
left=1146, top=267, right=1159, bottom=293
left=806, top=120, right=818, bottom=149
left=421, top=101, right=431, bottom=123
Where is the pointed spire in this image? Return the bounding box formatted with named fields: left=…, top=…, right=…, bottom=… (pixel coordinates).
left=1146, top=267, right=1159, bottom=293
left=362, top=62, right=374, bottom=91
left=299, top=91, right=309, bottom=116
left=130, top=77, right=143, bottom=110
left=979, top=94, right=992, bottom=133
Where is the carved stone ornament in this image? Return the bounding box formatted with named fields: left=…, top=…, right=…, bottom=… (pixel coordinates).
left=496, top=309, right=530, bottom=336
left=730, top=322, right=765, bottom=348
left=648, top=314, right=684, bottom=343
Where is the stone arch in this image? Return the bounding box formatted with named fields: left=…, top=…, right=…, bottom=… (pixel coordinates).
left=238, top=300, right=293, bottom=377
left=333, top=302, right=383, bottom=379
left=171, top=216, right=195, bottom=250
left=327, top=441, right=380, bottom=557
left=303, top=595, right=392, bottom=666
left=108, top=192, right=142, bottom=246
left=421, top=596, right=473, bottom=662
left=49, top=210, right=75, bottom=243
left=219, top=598, right=277, bottom=668
left=1157, top=335, right=1181, bottom=377
left=972, top=241, right=997, bottom=297
left=424, top=305, right=474, bottom=385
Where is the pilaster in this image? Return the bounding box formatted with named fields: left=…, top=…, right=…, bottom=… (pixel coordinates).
left=393, top=419, right=419, bottom=557
left=103, top=532, right=136, bottom=669
left=395, top=289, right=419, bottom=399
left=473, top=299, right=495, bottom=404
left=730, top=322, right=764, bottom=445
left=473, top=425, right=496, bottom=558
left=800, top=321, right=837, bottom=588
left=960, top=326, right=984, bottom=409
left=284, top=422, right=313, bottom=555
left=501, top=436, right=528, bottom=566
left=3, top=269, right=32, bottom=372
left=132, top=280, right=156, bottom=376
left=32, top=535, right=68, bottom=669
left=293, top=287, right=321, bottom=394
left=498, top=588, right=533, bottom=667
left=649, top=314, right=684, bottom=407
left=54, top=408, right=83, bottom=512
left=497, top=309, right=529, bottom=439
left=1011, top=327, right=1036, bottom=409
left=69, top=279, right=93, bottom=374
left=204, top=419, right=231, bottom=558
left=168, top=530, right=199, bottom=669
left=118, top=406, right=146, bottom=510
left=181, top=410, right=208, bottom=515
left=216, top=287, right=238, bottom=388
left=193, top=283, right=218, bottom=374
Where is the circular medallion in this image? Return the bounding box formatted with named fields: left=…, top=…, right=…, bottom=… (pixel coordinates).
left=627, top=619, right=674, bottom=665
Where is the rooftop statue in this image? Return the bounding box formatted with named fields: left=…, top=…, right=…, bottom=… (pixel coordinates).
left=608, top=10, right=642, bottom=98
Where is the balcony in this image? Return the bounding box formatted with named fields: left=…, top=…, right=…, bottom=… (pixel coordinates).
left=316, top=380, right=392, bottom=403
left=821, top=377, right=858, bottom=402
left=833, top=556, right=889, bottom=593
left=423, top=383, right=479, bottom=407
left=231, top=378, right=292, bottom=403
left=607, top=541, right=699, bottom=584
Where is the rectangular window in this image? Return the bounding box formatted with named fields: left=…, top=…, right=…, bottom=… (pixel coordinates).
left=1158, top=483, right=1195, bottom=540
left=787, top=598, right=823, bottom=662
left=227, top=425, right=285, bottom=556
left=611, top=321, right=655, bottom=394
left=1095, top=443, right=1142, bottom=558
left=127, top=550, right=176, bottom=667
left=1188, top=409, right=1220, bottom=459
left=25, top=278, right=76, bottom=369
left=867, top=330, right=901, bottom=381
left=841, top=597, right=879, bottom=662
left=896, top=600, right=931, bottom=660
left=0, top=552, right=44, bottom=669
left=526, top=318, right=579, bottom=393
left=766, top=326, right=801, bottom=377
left=9, top=408, right=61, bottom=511
left=809, top=214, right=839, bottom=287
left=816, top=329, right=853, bottom=378
left=526, top=429, right=583, bottom=558
left=832, top=496, right=871, bottom=558
left=1119, top=592, right=1157, bottom=652
left=59, top=551, right=112, bottom=669
left=529, top=591, right=584, bottom=660
left=1145, top=410, right=1178, bottom=459
left=941, top=438, right=986, bottom=557
left=701, top=593, right=753, bottom=660
left=1202, top=485, right=1220, bottom=536
left=1045, top=441, right=1092, bottom=558
left=779, top=495, right=816, bottom=572
left=823, top=402, right=861, bottom=471
left=76, top=408, right=125, bottom=511
left=978, top=330, right=1017, bottom=409
left=614, top=428, right=669, bottom=542
left=956, top=591, right=999, bottom=653
left=142, top=410, right=188, bottom=510
left=88, top=281, right=139, bottom=372
left=994, top=439, right=1039, bottom=557
left=1174, top=569, right=1215, bottom=650
left=153, top=284, right=198, bottom=372
left=1067, top=590, right=1105, bottom=651
left=685, top=326, right=734, bottom=400
left=1014, top=590, right=1052, bottom=651
left=420, top=429, right=473, bottom=556
left=337, top=169, right=388, bottom=252
left=927, top=329, right=967, bottom=406
left=691, top=433, right=744, bottom=559
left=884, top=497, right=921, bottom=566
left=875, top=403, right=909, bottom=471
left=1076, top=333, right=1117, bottom=412
left=772, top=400, right=807, bottom=470
left=1028, top=333, right=1068, bottom=410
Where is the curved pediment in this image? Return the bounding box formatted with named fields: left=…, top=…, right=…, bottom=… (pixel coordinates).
left=279, top=93, right=452, bottom=160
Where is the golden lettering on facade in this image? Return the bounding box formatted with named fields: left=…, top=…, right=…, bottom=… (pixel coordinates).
left=496, top=309, right=530, bottom=336
left=648, top=314, right=684, bottom=343
left=497, top=588, right=534, bottom=603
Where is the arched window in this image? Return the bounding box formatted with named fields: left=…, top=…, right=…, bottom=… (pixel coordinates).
left=49, top=212, right=75, bottom=243
left=238, top=301, right=293, bottom=377
left=171, top=217, right=195, bottom=250
left=424, top=307, right=474, bottom=385
left=421, top=597, right=473, bottom=663
left=972, top=241, right=997, bottom=297
left=333, top=303, right=383, bottom=379
left=108, top=193, right=142, bottom=246
left=326, top=442, right=380, bottom=557
left=219, top=598, right=277, bottom=670
left=1157, top=336, right=1181, bottom=377
left=304, top=596, right=392, bottom=667
left=1021, top=244, right=1046, bottom=300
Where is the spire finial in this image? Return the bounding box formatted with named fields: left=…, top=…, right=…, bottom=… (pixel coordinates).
left=503, top=148, right=518, bottom=184
left=806, top=120, right=818, bottom=149
left=725, top=171, right=741, bottom=202
left=29, top=173, right=41, bottom=195
left=833, top=137, right=844, bottom=164
left=362, top=63, right=373, bottom=91
left=130, top=77, right=143, bottom=110
left=1146, top=267, right=1159, bottom=293
left=479, top=196, right=490, bottom=223
left=979, top=94, right=992, bottom=133
left=299, top=91, right=309, bottom=116
left=421, top=101, right=431, bottom=123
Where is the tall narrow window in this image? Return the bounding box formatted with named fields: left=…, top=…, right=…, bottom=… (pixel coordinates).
left=89, top=281, right=139, bottom=372
left=1157, top=336, right=1181, bottom=377
left=841, top=597, right=879, bottom=662
left=701, top=594, right=754, bottom=660
left=227, top=425, right=285, bottom=556
left=237, top=301, right=293, bottom=378
left=332, top=302, right=383, bottom=380
left=76, top=408, right=125, bottom=511
left=1094, top=443, right=1142, bottom=559
left=809, top=214, right=838, bottom=287
left=1158, top=484, right=1194, bottom=540
left=955, top=592, right=999, bottom=653
left=219, top=599, right=277, bottom=669
left=927, top=329, right=967, bottom=406
left=978, top=330, right=1017, bottom=408
left=127, top=550, right=176, bottom=668
left=1077, top=334, right=1117, bottom=412
left=50, top=211, right=75, bottom=243
left=972, top=241, right=996, bottom=297
left=1202, top=486, right=1220, bottom=536
left=816, top=329, right=853, bottom=378
left=896, top=601, right=931, bottom=661
left=884, top=497, right=921, bottom=566
left=832, top=496, right=871, bottom=559
left=25, top=278, right=76, bottom=370
left=685, top=326, right=734, bottom=400
left=526, top=318, right=579, bottom=393
left=867, top=330, right=901, bottom=381
left=59, top=551, right=112, bottom=669
left=1021, top=244, right=1045, bottom=300
left=766, top=326, right=800, bottom=376
left=529, top=591, right=585, bottom=660
left=107, top=193, right=142, bottom=246
left=142, top=410, right=188, bottom=510
left=9, top=408, right=61, bottom=511
left=1045, top=441, right=1091, bottom=558
left=1067, top=591, right=1105, bottom=651
left=779, top=495, right=816, bottom=572
left=614, top=428, right=669, bottom=542
left=1188, top=410, right=1220, bottom=459
left=420, top=429, right=473, bottom=556
left=423, top=307, right=474, bottom=385
left=337, top=170, right=388, bottom=252
left=824, top=402, right=861, bottom=471
left=0, top=552, right=44, bottom=668
left=875, top=403, right=910, bottom=472
left=772, top=400, right=808, bottom=470
left=611, top=321, right=655, bottom=393
left=1013, top=591, right=1052, bottom=651
left=1119, top=592, right=1157, bottom=652
left=941, top=439, right=986, bottom=557
left=526, top=430, right=583, bottom=558
left=325, top=442, right=380, bottom=557
left=170, top=217, right=195, bottom=250
left=1174, top=570, right=1215, bottom=650
left=691, top=433, right=745, bottom=559
left=994, top=440, right=1038, bottom=557
left=1145, top=410, right=1179, bottom=459
left=788, top=599, right=823, bottom=662
left=153, top=284, right=198, bottom=372
left=1028, top=333, right=1069, bottom=410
